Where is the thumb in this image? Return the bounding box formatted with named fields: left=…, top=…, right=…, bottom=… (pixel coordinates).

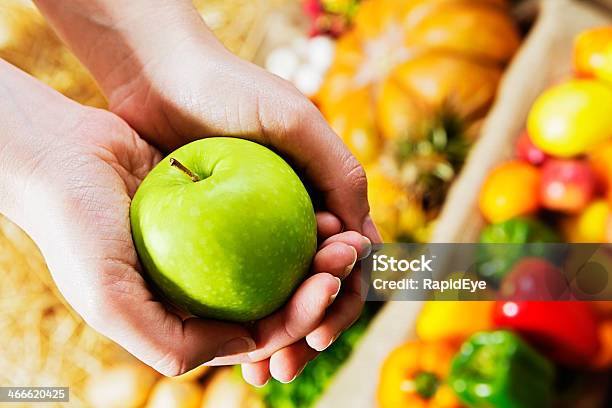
left=82, top=280, right=255, bottom=376
left=262, top=95, right=381, bottom=242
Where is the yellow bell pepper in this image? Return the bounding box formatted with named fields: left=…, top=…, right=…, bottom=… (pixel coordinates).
left=378, top=340, right=462, bottom=408
left=416, top=301, right=494, bottom=342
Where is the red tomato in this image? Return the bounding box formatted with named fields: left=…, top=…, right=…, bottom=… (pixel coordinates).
left=540, top=159, right=596, bottom=213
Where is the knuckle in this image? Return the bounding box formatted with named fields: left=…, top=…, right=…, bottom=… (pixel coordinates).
left=345, top=159, right=368, bottom=197
left=343, top=230, right=364, bottom=243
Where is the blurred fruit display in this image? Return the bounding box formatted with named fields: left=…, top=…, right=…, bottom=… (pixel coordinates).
left=477, top=26, right=612, bottom=247
left=315, top=0, right=521, bottom=241
left=377, top=24, right=612, bottom=408
left=304, top=0, right=360, bottom=37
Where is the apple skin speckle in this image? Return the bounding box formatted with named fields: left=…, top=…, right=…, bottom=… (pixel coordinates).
left=130, top=137, right=317, bottom=322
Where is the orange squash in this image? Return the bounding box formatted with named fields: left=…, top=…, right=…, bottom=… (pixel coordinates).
left=318, top=0, right=519, bottom=163
left=317, top=0, right=520, bottom=241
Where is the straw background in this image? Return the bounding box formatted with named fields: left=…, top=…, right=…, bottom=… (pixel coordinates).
left=0, top=1, right=299, bottom=406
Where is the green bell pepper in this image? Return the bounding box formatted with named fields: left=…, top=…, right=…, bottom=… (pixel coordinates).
left=476, top=217, right=560, bottom=283
left=449, top=330, right=555, bottom=408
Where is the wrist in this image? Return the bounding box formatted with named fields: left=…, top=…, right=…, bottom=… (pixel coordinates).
left=0, top=60, right=82, bottom=232
left=34, top=0, right=227, bottom=102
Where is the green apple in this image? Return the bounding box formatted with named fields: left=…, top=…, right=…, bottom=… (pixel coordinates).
left=130, top=137, right=317, bottom=322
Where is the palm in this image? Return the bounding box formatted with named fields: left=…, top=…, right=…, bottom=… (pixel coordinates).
left=102, top=51, right=373, bottom=382
left=1, top=36, right=372, bottom=381
left=35, top=110, right=196, bottom=369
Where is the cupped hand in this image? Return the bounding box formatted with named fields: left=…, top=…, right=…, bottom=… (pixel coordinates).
left=102, top=48, right=382, bottom=383
left=1, top=60, right=375, bottom=381
left=32, top=0, right=382, bottom=382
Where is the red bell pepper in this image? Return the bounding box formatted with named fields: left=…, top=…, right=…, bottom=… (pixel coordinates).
left=493, top=301, right=600, bottom=366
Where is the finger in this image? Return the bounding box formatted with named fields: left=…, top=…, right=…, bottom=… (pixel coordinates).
left=241, top=360, right=271, bottom=387
left=362, top=215, right=383, bottom=244
left=306, top=271, right=364, bottom=352
left=305, top=293, right=362, bottom=351
left=269, top=340, right=318, bottom=383
left=111, top=307, right=254, bottom=375
left=320, top=231, right=372, bottom=260
left=312, top=242, right=357, bottom=280
left=261, top=97, right=371, bottom=234
left=87, top=267, right=255, bottom=376
left=247, top=273, right=341, bottom=362
left=316, top=211, right=343, bottom=238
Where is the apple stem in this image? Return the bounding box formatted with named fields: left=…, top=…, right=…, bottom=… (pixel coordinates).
left=169, top=158, right=200, bottom=182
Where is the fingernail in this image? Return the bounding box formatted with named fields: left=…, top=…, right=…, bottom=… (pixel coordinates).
left=279, top=373, right=297, bottom=384
left=317, top=335, right=337, bottom=352
left=295, top=364, right=307, bottom=378
left=359, top=236, right=372, bottom=260
left=218, top=337, right=256, bottom=356
left=280, top=365, right=306, bottom=384
left=343, top=247, right=358, bottom=277
left=329, top=277, right=341, bottom=306
left=362, top=215, right=382, bottom=244
left=252, top=378, right=270, bottom=388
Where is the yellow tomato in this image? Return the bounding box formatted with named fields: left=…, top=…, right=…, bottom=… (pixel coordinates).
left=478, top=161, right=541, bottom=223
left=527, top=79, right=612, bottom=157
left=562, top=199, right=610, bottom=242
left=574, top=27, right=612, bottom=83
left=416, top=301, right=494, bottom=342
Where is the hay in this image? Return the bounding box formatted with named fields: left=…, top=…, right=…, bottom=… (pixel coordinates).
left=0, top=0, right=299, bottom=109
left=0, top=1, right=301, bottom=407
left=0, top=216, right=128, bottom=407
left=0, top=0, right=106, bottom=108
left=195, top=0, right=299, bottom=61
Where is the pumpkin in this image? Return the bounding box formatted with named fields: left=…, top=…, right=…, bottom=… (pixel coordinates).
left=316, top=0, right=520, bottom=241
left=317, top=0, right=519, bottom=154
